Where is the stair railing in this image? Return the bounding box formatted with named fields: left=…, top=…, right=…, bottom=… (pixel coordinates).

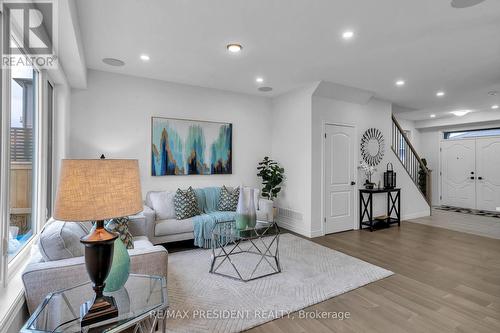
left=391, top=115, right=432, bottom=206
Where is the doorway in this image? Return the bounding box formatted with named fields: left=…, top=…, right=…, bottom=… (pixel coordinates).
left=441, top=136, right=500, bottom=211
left=324, top=124, right=356, bottom=233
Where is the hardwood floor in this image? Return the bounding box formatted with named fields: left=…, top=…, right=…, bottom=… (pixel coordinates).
left=248, top=220, right=500, bottom=333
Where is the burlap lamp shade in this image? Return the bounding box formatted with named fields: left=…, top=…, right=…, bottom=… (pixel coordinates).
left=54, top=159, right=142, bottom=221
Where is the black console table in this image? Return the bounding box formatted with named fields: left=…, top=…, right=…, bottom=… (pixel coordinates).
left=359, top=188, right=400, bottom=231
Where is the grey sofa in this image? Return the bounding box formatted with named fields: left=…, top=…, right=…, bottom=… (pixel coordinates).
left=143, top=187, right=274, bottom=245
left=22, top=215, right=168, bottom=314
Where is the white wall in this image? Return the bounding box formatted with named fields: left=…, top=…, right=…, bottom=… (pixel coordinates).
left=311, top=96, right=430, bottom=236
left=53, top=82, right=71, bottom=191
left=269, top=82, right=430, bottom=238
left=270, top=85, right=316, bottom=237
left=70, top=70, right=272, bottom=195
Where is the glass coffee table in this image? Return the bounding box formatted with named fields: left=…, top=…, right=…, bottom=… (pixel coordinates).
left=210, top=220, right=281, bottom=282
left=21, top=274, right=168, bottom=333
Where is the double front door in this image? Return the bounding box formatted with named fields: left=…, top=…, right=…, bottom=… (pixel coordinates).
left=441, top=137, right=500, bottom=211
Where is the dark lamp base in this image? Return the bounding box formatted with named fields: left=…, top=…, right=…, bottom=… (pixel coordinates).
left=80, top=220, right=119, bottom=327
left=80, top=296, right=118, bottom=326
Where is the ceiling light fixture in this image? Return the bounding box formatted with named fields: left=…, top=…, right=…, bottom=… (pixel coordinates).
left=395, top=80, right=405, bottom=86
left=430, top=114, right=436, bottom=118
left=256, top=77, right=264, bottom=83
left=140, top=54, right=150, bottom=61
left=258, top=87, right=273, bottom=92
left=342, top=30, right=355, bottom=40
left=102, top=58, right=125, bottom=67
left=450, top=110, right=472, bottom=117
left=488, top=91, right=499, bottom=96
left=451, top=0, right=486, bottom=9
left=226, top=43, right=242, bottom=53
left=436, top=91, right=445, bottom=97
left=492, top=105, right=499, bottom=110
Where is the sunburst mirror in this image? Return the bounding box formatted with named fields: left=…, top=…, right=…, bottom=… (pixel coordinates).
left=361, top=128, right=385, bottom=166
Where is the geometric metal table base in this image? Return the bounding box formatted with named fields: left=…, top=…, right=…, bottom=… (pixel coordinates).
left=210, top=220, right=281, bottom=282
left=21, top=274, right=168, bottom=333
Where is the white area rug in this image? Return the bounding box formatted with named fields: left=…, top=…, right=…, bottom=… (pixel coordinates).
left=165, top=233, right=393, bottom=333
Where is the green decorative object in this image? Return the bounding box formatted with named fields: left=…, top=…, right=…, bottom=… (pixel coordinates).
left=235, top=187, right=256, bottom=230
left=104, top=239, right=130, bottom=292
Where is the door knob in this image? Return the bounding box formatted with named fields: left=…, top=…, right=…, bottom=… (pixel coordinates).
left=351, top=181, right=356, bottom=185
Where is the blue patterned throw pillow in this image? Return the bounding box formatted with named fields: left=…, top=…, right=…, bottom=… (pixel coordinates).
left=174, top=187, right=200, bottom=220
left=217, top=186, right=240, bottom=211
left=106, top=217, right=134, bottom=249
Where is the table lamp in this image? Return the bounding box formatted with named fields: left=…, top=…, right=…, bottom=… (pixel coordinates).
left=53, top=159, right=142, bottom=326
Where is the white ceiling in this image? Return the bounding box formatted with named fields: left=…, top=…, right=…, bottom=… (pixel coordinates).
left=75, top=0, right=500, bottom=119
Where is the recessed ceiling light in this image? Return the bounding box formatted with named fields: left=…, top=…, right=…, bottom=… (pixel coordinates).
left=258, top=86, right=273, bottom=92
left=450, top=110, right=472, bottom=117
left=436, top=91, right=445, bottom=97
left=488, top=90, right=499, bottom=96
left=102, top=58, right=125, bottom=66
left=430, top=114, right=436, bottom=118
left=226, top=43, right=242, bottom=53
left=140, top=54, right=150, bottom=61
left=342, top=30, right=355, bottom=40
left=256, top=77, right=264, bottom=83
left=492, top=105, right=499, bottom=110
left=395, top=80, right=405, bottom=86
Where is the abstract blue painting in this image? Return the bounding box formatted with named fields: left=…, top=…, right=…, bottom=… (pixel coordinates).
left=151, top=117, right=232, bottom=176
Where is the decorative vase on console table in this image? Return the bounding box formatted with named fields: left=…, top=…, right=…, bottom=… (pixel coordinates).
left=54, top=158, right=142, bottom=326
left=235, top=187, right=257, bottom=230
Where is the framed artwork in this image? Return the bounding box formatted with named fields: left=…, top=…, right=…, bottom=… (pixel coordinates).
left=151, top=117, right=232, bottom=176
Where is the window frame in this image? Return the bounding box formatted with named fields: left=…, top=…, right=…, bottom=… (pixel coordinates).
left=0, top=16, right=54, bottom=286
left=443, top=127, right=500, bottom=140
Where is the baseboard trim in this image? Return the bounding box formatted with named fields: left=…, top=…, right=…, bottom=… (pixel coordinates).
left=402, top=210, right=430, bottom=221
left=310, top=229, right=324, bottom=238
left=276, top=218, right=311, bottom=238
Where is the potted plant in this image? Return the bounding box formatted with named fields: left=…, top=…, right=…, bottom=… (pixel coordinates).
left=358, top=161, right=376, bottom=189
left=257, top=157, right=285, bottom=219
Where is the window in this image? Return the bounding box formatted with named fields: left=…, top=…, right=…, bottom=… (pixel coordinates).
left=1, top=31, right=53, bottom=282
left=8, top=65, right=38, bottom=262
left=444, top=128, right=500, bottom=139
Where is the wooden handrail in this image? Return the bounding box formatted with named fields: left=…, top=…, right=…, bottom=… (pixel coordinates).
left=391, top=114, right=432, bottom=207
left=391, top=114, right=429, bottom=173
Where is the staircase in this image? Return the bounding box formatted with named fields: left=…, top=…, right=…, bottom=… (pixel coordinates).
left=391, top=115, right=432, bottom=206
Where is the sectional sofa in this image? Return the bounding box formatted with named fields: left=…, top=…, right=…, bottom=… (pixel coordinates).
left=142, top=186, right=274, bottom=245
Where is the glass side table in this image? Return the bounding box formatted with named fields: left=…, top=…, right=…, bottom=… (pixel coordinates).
left=210, top=220, right=281, bottom=282
left=21, top=274, right=168, bottom=333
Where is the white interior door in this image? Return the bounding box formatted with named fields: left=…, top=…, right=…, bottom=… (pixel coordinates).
left=324, top=124, right=355, bottom=234
left=441, top=139, right=476, bottom=209
left=476, top=137, right=500, bottom=211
